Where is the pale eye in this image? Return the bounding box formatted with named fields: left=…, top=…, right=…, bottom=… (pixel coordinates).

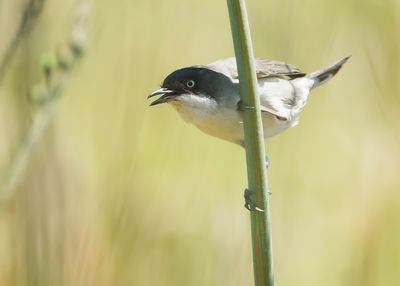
left=186, top=80, right=195, bottom=88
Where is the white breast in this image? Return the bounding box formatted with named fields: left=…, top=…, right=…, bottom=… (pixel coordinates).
left=170, top=92, right=296, bottom=144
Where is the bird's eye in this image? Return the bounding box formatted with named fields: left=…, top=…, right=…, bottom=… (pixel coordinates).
left=186, top=80, right=195, bottom=88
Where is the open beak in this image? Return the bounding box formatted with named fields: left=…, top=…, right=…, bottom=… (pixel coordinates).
left=148, top=87, right=177, bottom=106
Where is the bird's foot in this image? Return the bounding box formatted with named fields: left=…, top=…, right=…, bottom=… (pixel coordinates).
left=244, top=188, right=264, bottom=212
left=237, top=100, right=255, bottom=111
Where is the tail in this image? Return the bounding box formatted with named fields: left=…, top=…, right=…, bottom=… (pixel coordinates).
left=307, top=56, right=351, bottom=88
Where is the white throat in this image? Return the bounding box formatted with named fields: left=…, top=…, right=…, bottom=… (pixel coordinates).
left=170, top=93, right=219, bottom=124
left=169, top=93, right=246, bottom=143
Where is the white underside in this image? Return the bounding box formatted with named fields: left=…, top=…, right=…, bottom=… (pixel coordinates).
left=169, top=77, right=314, bottom=145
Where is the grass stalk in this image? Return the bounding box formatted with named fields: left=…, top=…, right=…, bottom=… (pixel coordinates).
left=0, top=0, right=47, bottom=83
left=226, top=0, right=274, bottom=285
left=0, top=0, right=90, bottom=206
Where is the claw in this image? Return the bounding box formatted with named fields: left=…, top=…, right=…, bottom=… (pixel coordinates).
left=237, top=100, right=255, bottom=111
left=244, top=188, right=264, bottom=212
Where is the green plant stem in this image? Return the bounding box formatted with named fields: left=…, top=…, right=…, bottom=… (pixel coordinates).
left=0, top=0, right=46, bottom=82
left=226, top=1, right=274, bottom=285
left=0, top=75, right=67, bottom=205
left=0, top=0, right=89, bottom=206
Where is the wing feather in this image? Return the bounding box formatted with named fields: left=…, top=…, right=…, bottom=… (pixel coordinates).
left=207, top=57, right=305, bottom=80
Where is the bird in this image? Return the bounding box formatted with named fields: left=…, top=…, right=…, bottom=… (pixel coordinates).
left=148, top=56, right=349, bottom=145
left=148, top=56, right=349, bottom=210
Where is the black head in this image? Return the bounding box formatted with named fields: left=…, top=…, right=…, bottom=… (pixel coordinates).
left=148, top=66, right=234, bottom=106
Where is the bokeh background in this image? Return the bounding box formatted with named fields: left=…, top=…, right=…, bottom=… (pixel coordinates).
left=0, top=0, right=399, bottom=285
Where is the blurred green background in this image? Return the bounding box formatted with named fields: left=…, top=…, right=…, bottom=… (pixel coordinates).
left=0, top=0, right=399, bottom=285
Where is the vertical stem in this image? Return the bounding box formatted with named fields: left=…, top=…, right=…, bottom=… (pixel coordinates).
left=226, top=1, right=274, bottom=286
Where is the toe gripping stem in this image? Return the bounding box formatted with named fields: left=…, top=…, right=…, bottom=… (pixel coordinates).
left=244, top=188, right=272, bottom=212
left=237, top=100, right=255, bottom=111
left=244, top=188, right=264, bottom=212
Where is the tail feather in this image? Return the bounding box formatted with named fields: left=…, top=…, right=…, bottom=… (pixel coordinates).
left=307, top=56, right=351, bottom=88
